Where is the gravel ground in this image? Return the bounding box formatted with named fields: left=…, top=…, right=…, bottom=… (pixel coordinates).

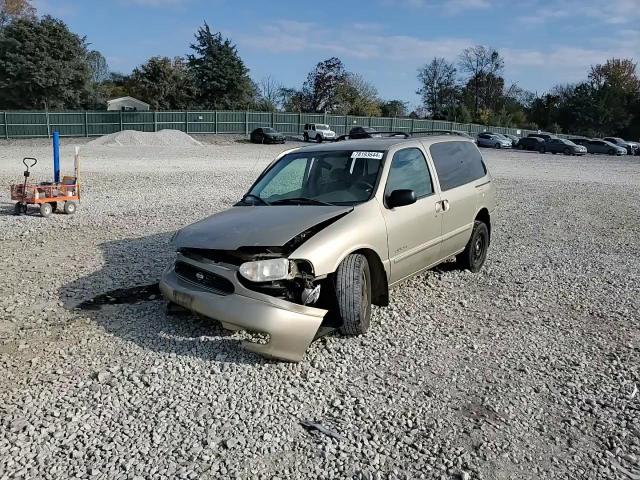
left=0, top=140, right=639, bottom=480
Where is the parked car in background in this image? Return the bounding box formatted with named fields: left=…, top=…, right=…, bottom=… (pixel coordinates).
left=516, top=136, right=545, bottom=151
left=250, top=127, right=286, bottom=144
left=503, top=133, right=520, bottom=147
left=347, top=126, right=381, bottom=139
left=569, top=138, right=591, bottom=148
left=476, top=132, right=512, bottom=149
left=528, top=133, right=557, bottom=142
left=160, top=136, right=496, bottom=361
left=303, top=123, right=336, bottom=143
left=586, top=139, right=626, bottom=155
left=540, top=138, right=587, bottom=155
left=603, top=137, right=636, bottom=155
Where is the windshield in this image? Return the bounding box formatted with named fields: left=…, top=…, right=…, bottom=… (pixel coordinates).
left=316, top=124, right=330, bottom=130
left=247, top=150, right=384, bottom=205
left=562, top=139, right=577, bottom=146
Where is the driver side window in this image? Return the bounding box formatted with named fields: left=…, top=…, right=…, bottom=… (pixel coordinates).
left=385, top=148, right=433, bottom=199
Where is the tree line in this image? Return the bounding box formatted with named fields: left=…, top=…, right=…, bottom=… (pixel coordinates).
left=0, top=0, right=638, bottom=138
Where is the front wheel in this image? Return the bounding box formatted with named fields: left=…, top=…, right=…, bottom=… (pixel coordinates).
left=335, top=253, right=371, bottom=336
left=316, top=135, right=322, bottom=143
left=494, top=143, right=501, bottom=149
left=608, top=149, right=615, bottom=155
left=303, top=133, right=309, bottom=142
left=564, top=148, right=571, bottom=155
left=14, top=202, right=25, bottom=216
left=456, top=221, right=489, bottom=273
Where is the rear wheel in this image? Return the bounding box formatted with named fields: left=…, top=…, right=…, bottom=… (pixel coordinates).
left=335, top=254, right=371, bottom=336
left=14, top=202, right=25, bottom=216
left=64, top=201, right=77, bottom=215
left=564, top=147, right=571, bottom=155
left=39, top=202, right=53, bottom=218
left=456, top=221, right=489, bottom=273
left=303, top=132, right=309, bottom=142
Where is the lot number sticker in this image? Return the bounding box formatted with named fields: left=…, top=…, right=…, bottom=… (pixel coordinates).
left=351, top=151, right=384, bottom=159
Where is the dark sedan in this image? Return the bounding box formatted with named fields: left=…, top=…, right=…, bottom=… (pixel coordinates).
left=516, top=136, right=545, bottom=151
left=569, top=138, right=591, bottom=148
left=348, top=126, right=381, bottom=139
left=250, top=127, right=286, bottom=144
left=604, top=137, right=636, bottom=155
left=540, top=138, right=587, bottom=155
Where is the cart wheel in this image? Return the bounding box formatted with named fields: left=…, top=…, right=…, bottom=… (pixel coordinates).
left=40, top=202, right=53, bottom=218
left=14, top=202, right=25, bottom=216
left=64, top=201, right=77, bottom=215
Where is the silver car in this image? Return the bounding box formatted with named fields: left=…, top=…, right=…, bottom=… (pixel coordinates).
left=477, top=133, right=512, bottom=149
left=160, top=136, right=496, bottom=361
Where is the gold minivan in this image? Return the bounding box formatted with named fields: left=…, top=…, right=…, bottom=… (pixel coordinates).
left=160, top=135, right=496, bottom=361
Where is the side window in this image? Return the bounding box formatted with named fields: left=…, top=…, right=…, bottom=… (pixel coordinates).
left=385, top=148, right=433, bottom=199
left=430, top=141, right=487, bottom=191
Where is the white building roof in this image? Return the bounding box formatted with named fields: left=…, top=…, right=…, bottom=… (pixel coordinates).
left=107, top=96, right=150, bottom=107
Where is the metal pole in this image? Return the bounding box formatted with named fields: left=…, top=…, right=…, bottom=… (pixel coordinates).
left=119, top=110, right=123, bottom=131
left=245, top=111, right=248, bottom=136
left=3, top=112, right=7, bottom=140
left=85, top=111, right=89, bottom=137
left=154, top=111, right=158, bottom=132
left=271, top=111, right=274, bottom=128
left=46, top=109, right=51, bottom=139
left=410, top=118, right=415, bottom=134
left=53, top=131, right=60, bottom=183
left=185, top=111, right=189, bottom=133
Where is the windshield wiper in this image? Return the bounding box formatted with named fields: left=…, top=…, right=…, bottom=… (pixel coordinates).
left=270, top=197, right=335, bottom=206
left=241, top=194, right=270, bottom=206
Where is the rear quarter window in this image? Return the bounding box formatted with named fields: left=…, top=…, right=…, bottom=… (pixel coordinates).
left=429, top=141, right=487, bottom=191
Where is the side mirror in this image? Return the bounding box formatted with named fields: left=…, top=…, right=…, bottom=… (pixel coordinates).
left=387, top=189, right=417, bottom=209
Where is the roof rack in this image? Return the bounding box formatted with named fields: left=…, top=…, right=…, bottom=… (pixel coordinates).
left=335, top=131, right=411, bottom=141
left=410, top=130, right=473, bottom=139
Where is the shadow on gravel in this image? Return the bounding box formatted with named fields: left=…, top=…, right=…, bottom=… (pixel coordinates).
left=58, top=232, right=265, bottom=365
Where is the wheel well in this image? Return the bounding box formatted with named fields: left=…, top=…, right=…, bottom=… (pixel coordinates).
left=475, top=208, right=491, bottom=242
left=354, top=248, right=389, bottom=307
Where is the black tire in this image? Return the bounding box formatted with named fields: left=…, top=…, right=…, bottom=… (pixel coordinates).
left=40, top=202, right=53, bottom=218
left=303, top=133, right=309, bottom=142
left=14, top=202, right=25, bottom=216
left=495, top=143, right=501, bottom=149
left=456, top=221, right=489, bottom=273
left=64, top=201, right=77, bottom=215
left=335, top=254, right=371, bottom=336
left=608, top=149, right=615, bottom=155
left=316, top=135, right=322, bottom=143
left=563, top=148, right=571, bottom=155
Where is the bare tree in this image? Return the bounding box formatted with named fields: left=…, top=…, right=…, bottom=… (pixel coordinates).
left=0, top=0, right=35, bottom=27
left=417, top=57, right=457, bottom=119
left=459, top=45, right=504, bottom=115
left=257, top=75, right=282, bottom=111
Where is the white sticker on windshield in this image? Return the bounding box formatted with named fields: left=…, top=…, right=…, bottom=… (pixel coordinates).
left=351, top=151, right=384, bottom=160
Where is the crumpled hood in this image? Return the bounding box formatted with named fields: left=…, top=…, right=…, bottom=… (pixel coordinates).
left=173, top=205, right=353, bottom=251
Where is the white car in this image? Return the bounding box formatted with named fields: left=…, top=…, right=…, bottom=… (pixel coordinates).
left=303, top=123, right=336, bottom=143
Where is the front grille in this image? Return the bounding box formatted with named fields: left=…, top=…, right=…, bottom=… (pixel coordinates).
left=174, top=261, right=234, bottom=295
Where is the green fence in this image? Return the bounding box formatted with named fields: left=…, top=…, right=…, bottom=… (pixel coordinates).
left=0, top=110, right=561, bottom=140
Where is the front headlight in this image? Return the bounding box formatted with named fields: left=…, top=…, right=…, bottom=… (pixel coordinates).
left=239, top=258, right=295, bottom=282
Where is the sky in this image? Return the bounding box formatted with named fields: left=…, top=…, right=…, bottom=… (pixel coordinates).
left=34, top=0, right=640, bottom=109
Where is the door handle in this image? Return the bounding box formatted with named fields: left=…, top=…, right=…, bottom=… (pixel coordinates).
left=435, top=200, right=450, bottom=213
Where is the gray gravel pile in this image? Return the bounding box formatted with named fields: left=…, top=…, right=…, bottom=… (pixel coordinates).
left=88, top=129, right=202, bottom=147
left=0, top=142, right=638, bottom=479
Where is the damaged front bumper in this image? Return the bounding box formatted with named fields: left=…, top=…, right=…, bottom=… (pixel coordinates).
left=159, top=254, right=327, bottom=362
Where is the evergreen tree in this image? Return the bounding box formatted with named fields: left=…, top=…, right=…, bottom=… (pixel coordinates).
left=187, top=22, right=255, bottom=109
left=0, top=16, right=91, bottom=109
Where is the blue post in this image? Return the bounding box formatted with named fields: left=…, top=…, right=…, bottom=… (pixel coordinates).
left=53, top=131, right=60, bottom=183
